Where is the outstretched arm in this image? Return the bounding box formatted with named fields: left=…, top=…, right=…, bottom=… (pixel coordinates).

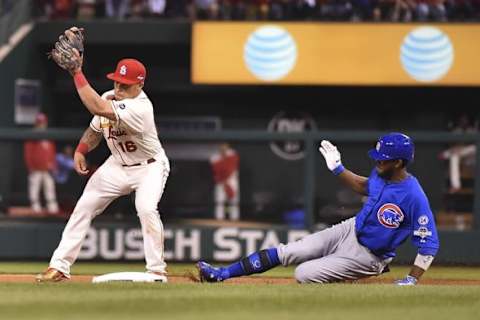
left=319, top=140, right=368, bottom=196
left=50, top=27, right=116, bottom=121
left=337, top=169, right=368, bottom=196
left=73, top=72, right=116, bottom=121
left=74, top=126, right=103, bottom=176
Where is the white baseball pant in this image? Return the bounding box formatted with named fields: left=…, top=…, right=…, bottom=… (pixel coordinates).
left=49, top=155, right=169, bottom=276
left=28, top=171, right=59, bottom=213
left=214, top=172, right=239, bottom=220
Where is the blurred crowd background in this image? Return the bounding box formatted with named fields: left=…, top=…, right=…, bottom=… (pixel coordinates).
left=0, top=0, right=478, bottom=22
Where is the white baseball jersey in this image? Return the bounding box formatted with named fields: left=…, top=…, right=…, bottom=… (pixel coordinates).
left=89, top=90, right=166, bottom=166
left=49, top=88, right=170, bottom=276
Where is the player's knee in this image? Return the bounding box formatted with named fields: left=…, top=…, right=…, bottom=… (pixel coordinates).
left=294, top=264, right=328, bottom=284
left=294, top=265, right=311, bottom=283
left=71, top=197, right=101, bottom=219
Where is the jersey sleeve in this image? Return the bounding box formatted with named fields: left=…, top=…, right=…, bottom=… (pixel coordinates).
left=110, top=99, right=146, bottom=133
left=410, top=193, right=440, bottom=256
left=90, top=115, right=101, bottom=132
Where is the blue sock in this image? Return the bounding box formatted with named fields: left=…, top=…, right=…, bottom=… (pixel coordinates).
left=222, top=248, right=280, bottom=279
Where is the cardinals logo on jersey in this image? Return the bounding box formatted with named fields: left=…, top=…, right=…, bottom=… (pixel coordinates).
left=107, top=127, right=127, bottom=140
left=100, top=117, right=113, bottom=129
left=377, top=203, right=404, bottom=228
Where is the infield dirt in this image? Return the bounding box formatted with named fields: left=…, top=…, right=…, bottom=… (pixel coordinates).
left=1, top=274, right=479, bottom=285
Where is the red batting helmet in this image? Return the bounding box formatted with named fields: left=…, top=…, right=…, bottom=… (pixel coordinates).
left=106, top=58, right=146, bottom=85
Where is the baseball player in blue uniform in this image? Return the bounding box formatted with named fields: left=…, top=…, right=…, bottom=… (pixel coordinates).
left=197, top=133, right=439, bottom=285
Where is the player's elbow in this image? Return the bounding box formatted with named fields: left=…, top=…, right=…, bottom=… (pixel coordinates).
left=92, top=100, right=116, bottom=121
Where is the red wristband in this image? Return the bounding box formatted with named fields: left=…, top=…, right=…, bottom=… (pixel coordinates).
left=73, top=72, right=88, bottom=89
left=75, top=142, right=89, bottom=155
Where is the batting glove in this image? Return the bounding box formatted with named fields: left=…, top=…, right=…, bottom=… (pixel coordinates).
left=319, top=140, right=344, bottom=176
left=395, top=275, right=418, bottom=286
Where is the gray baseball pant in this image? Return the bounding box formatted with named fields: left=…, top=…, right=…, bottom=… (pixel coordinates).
left=277, top=217, right=391, bottom=283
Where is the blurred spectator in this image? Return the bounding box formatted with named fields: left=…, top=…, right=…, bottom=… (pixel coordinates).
left=53, top=145, right=75, bottom=184
left=129, top=0, right=145, bottom=19
left=320, top=0, right=353, bottom=20
left=290, top=0, right=317, bottom=20
left=439, top=113, right=478, bottom=192
left=430, top=0, right=448, bottom=21
left=448, top=0, right=476, bottom=20
left=351, top=0, right=375, bottom=21
left=165, top=0, right=189, bottom=17
left=268, top=0, right=285, bottom=19
left=415, top=0, right=430, bottom=20
left=391, top=0, right=415, bottom=21
left=77, top=0, right=96, bottom=19
left=372, top=0, right=396, bottom=21
left=105, top=0, right=130, bottom=19
left=210, top=143, right=240, bottom=220
left=29, top=0, right=480, bottom=20
left=193, top=0, right=219, bottom=19
left=34, top=0, right=51, bottom=18
left=145, top=0, right=166, bottom=17
left=231, top=0, right=248, bottom=19
left=35, top=0, right=74, bottom=19
left=23, top=113, right=59, bottom=214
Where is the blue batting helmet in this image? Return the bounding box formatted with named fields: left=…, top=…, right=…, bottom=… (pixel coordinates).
left=368, top=133, right=414, bottom=163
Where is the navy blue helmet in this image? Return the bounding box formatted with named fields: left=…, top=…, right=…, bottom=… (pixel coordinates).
left=368, top=133, right=414, bottom=163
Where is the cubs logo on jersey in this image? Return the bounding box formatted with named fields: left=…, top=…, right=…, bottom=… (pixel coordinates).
left=377, top=203, right=404, bottom=228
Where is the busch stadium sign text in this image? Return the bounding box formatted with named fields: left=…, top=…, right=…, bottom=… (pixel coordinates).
left=78, top=226, right=311, bottom=262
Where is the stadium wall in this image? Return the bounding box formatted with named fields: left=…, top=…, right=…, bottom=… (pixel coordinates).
left=0, top=221, right=478, bottom=264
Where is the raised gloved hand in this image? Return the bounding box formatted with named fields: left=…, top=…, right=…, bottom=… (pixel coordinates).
left=49, top=27, right=85, bottom=74
left=319, top=140, right=344, bottom=175
left=395, top=275, right=418, bottom=286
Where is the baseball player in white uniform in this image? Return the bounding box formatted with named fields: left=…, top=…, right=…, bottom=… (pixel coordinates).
left=36, top=57, right=170, bottom=282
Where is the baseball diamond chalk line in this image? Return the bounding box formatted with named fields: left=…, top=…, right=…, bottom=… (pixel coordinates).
left=0, top=274, right=479, bottom=285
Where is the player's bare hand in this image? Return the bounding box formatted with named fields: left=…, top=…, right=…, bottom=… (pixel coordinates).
left=74, top=152, right=89, bottom=176
left=319, top=140, right=343, bottom=172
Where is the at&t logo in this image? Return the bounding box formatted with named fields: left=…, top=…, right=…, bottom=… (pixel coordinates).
left=400, top=26, right=454, bottom=82
left=244, top=25, right=297, bottom=81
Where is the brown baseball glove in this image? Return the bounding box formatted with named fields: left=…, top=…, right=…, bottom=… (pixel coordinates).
left=49, top=27, right=85, bottom=73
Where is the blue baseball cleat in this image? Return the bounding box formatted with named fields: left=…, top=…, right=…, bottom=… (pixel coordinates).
left=197, top=261, right=226, bottom=282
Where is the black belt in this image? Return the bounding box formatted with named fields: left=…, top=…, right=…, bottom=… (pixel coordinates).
left=122, top=158, right=156, bottom=167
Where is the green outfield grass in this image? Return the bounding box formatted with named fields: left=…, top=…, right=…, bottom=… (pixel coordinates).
left=0, top=262, right=479, bottom=320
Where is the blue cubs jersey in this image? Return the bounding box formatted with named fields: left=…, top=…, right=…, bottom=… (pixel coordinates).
left=355, top=169, right=440, bottom=259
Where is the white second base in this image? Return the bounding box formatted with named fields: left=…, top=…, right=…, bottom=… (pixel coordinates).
left=92, top=272, right=168, bottom=283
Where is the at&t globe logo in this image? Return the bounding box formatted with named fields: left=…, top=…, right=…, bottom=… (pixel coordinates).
left=400, top=26, right=454, bottom=82
left=244, top=25, right=297, bottom=81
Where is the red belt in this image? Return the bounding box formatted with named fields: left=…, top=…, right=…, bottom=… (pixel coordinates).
left=122, top=158, right=156, bottom=167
